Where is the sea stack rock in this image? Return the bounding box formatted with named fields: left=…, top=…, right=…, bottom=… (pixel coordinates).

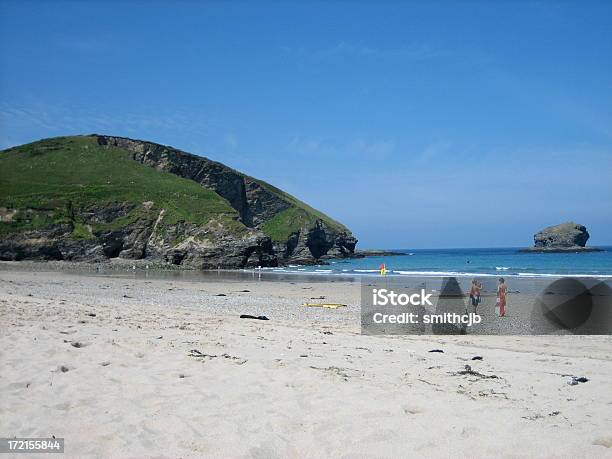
left=521, top=222, right=602, bottom=252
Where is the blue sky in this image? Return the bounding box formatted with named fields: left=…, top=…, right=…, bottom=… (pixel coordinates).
left=1, top=1, right=611, bottom=248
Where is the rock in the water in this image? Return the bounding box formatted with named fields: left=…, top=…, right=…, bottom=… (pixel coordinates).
left=521, top=222, right=602, bottom=252
left=535, top=222, right=589, bottom=248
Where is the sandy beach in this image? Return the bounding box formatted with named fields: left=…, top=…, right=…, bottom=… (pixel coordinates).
left=1, top=266, right=612, bottom=458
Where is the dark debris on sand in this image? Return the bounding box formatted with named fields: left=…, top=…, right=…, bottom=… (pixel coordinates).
left=451, top=365, right=499, bottom=379
left=568, top=376, right=589, bottom=385
left=239, top=314, right=269, bottom=320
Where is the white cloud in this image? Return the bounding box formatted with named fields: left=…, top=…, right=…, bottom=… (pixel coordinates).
left=223, top=133, right=238, bottom=150
left=0, top=100, right=214, bottom=149
left=286, top=135, right=395, bottom=158
left=351, top=138, right=395, bottom=156
left=287, top=136, right=337, bottom=156
left=418, top=139, right=453, bottom=162
left=315, top=42, right=448, bottom=60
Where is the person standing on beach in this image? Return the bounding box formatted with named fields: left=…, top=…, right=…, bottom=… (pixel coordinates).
left=496, top=277, right=508, bottom=317
left=468, top=279, right=482, bottom=313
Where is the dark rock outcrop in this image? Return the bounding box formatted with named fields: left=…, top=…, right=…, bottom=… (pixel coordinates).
left=271, top=221, right=357, bottom=264
left=0, top=203, right=278, bottom=268
left=520, top=222, right=603, bottom=253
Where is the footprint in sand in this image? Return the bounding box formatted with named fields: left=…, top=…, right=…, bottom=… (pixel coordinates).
left=249, top=446, right=280, bottom=459
left=402, top=405, right=423, bottom=415
left=53, top=401, right=73, bottom=411
left=7, top=381, right=32, bottom=390
left=593, top=437, right=612, bottom=448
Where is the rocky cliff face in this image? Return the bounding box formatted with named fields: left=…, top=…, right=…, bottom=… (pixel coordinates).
left=0, top=203, right=277, bottom=268
left=95, top=135, right=356, bottom=265
left=0, top=135, right=357, bottom=267
left=521, top=222, right=601, bottom=253
left=97, top=136, right=255, bottom=224
left=273, top=220, right=357, bottom=263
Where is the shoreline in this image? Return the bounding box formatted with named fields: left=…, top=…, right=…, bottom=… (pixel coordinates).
left=2, top=260, right=612, bottom=281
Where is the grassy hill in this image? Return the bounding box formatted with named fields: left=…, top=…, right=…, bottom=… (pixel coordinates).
left=0, top=136, right=247, bottom=239
left=0, top=135, right=355, bottom=266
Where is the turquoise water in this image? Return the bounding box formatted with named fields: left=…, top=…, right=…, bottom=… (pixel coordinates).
left=263, top=247, right=612, bottom=278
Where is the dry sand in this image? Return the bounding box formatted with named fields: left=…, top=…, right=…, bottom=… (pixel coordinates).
left=1, top=267, right=611, bottom=458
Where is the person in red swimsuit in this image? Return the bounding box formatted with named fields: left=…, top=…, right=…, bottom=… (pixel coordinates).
left=496, top=277, right=508, bottom=317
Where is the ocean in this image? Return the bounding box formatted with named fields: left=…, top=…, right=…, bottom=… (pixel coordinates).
left=265, top=247, right=612, bottom=278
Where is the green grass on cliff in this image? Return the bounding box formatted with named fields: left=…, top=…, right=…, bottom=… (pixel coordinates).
left=260, top=206, right=334, bottom=242
left=247, top=177, right=349, bottom=242
left=0, top=136, right=245, bottom=236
